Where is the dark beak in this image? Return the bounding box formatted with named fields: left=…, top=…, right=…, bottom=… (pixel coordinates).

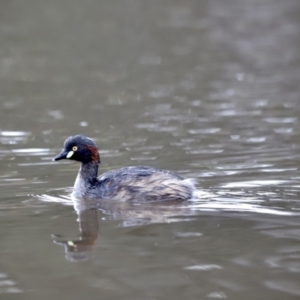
left=52, top=150, right=68, bottom=161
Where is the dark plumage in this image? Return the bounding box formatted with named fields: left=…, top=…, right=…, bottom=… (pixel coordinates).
left=53, top=135, right=197, bottom=202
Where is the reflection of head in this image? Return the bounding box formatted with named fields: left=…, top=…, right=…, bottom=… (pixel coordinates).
left=65, top=251, right=93, bottom=262
left=53, top=206, right=99, bottom=262
left=54, top=240, right=95, bottom=262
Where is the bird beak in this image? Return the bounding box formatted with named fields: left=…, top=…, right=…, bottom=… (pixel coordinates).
left=52, top=150, right=69, bottom=161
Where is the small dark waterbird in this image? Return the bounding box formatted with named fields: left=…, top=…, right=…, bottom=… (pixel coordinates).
left=53, top=135, right=197, bottom=202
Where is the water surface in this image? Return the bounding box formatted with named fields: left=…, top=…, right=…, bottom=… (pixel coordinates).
left=1, top=0, right=300, bottom=299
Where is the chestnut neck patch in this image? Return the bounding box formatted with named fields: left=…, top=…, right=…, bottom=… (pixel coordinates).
left=86, top=145, right=100, bottom=163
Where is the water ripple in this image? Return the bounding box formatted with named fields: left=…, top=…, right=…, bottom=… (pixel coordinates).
left=12, top=148, right=51, bottom=156
left=184, top=264, right=223, bottom=271
left=265, top=280, right=300, bottom=296
left=0, top=273, right=22, bottom=294
left=0, top=131, right=31, bottom=145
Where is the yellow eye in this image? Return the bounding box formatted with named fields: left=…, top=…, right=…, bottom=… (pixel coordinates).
left=72, top=146, right=78, bottom=151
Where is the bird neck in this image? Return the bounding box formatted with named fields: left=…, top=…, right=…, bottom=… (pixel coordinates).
left=73, top=162, right=99, bottom=198
left=79, top=161, right=99, bottom=183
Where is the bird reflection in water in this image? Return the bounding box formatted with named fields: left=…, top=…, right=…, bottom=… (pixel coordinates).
left=53, top=201, right=99, bottom=262
left=51, top=196, right=197, bottom=262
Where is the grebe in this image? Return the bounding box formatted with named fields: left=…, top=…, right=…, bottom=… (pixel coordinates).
left=53, top=135, right=197, bottom=202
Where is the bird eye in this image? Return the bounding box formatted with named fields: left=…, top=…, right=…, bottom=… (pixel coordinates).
left=72, top=146, right=78, bottom=151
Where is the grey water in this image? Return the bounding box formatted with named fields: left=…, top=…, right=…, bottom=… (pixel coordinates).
left=1, top=0, right=300, bottom=299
